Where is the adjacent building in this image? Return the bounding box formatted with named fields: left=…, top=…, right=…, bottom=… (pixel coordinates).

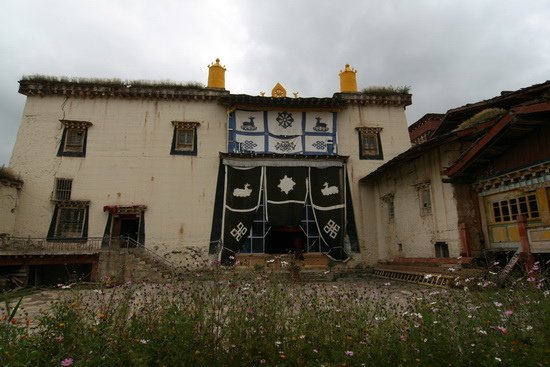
left=362, top=81, right=550, bottom=263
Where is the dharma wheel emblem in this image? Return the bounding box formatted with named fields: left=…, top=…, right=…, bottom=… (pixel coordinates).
left=276, top=111, right=294, bottom=129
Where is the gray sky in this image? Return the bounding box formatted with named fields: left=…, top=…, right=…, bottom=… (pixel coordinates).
left=1, top=0, right=549, bottom=165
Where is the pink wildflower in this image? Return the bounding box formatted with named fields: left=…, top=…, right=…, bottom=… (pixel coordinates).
left=495, top=326, right=508, bottom=334
left=345, top=350, right=354, bottom=356
left=503, top=310, right=513, bottom=317
left=493, top=302, right=503, bottom=307
left=61, top=358, right=74, bottom=366
left=55, top=335, right=64, bottom=342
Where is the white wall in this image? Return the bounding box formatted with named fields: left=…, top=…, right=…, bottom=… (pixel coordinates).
left=366, top=144, right=462, bottom=260
left=9, top=93, right=412, bottom=265
left=0, top=184, right=19, bottom=235
left=10, top=95, right=226, bottom=260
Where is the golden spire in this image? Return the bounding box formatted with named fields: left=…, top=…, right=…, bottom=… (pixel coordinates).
left=207, top=58, right=226, bottom=89
left=339, top=64, right=358, bottom=92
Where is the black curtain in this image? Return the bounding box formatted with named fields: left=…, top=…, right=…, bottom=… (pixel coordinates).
left=221, top=166, right=263, bottom=264
left=265, top=166, right=308, bottom=227
left=309, top=166, right=348, bottom=261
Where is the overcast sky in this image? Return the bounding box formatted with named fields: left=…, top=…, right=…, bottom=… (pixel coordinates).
left=1, top=0, right=549, bottom=165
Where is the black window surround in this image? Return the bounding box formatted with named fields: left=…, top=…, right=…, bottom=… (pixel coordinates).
left=170, top=121, right=200, bottom=156
left=356, top=126, right=383, bottom=160
left=57, top=120, right=93, bottom=157
left=47, top=200, right=90, bottom=241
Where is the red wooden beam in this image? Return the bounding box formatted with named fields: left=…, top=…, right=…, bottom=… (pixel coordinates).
left=443, top=113, right=513, bottom=177
left=443, top=101, right=550, bottom=178
left=512, top=102, right=550, bottom=114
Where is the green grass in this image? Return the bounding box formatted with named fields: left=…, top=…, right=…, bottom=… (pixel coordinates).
left=21, top=75, right=205, bottom=90
left=1, top=272, right=548, bottom=366
left=361, top=85, right=411, bottom=95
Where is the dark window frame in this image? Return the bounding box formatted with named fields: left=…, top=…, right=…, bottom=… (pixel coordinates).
left=47, top=201, right=90, bottom=242
left=57, top=120, right=92, bottom=157
left=356, top=127, right=383, bottom=160
left=170, top=121, right=200, bottom=156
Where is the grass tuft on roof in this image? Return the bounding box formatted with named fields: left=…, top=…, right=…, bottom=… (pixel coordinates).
left=454, top=108, right=507, bottom=131
left=21, top=75, right=205, bottom=89
left=361, top=85, right=411, bottom=95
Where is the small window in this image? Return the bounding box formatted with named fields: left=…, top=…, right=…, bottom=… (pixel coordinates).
left=171, top=121, right=199, bottom=155
left=388, top=198, right=395, bottom=222
left=47, top=201, right=89, bottom=240
left=56, top=207, right=86, bottom=237
left=176, top=128, right=195, bottom=151
left=356, top=127, right=383, bottom=160
left=435, top=242, right=449, bottom=258
left=58, top=120, right=92, bottom=157
left=417, top=183, right=432, bottom=216
left=381, top=193, right=395, bottom=222
left=55, top=178, right=72, bottom=201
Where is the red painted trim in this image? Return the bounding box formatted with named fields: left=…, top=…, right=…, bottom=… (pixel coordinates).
left=517, top=215, right=535, bottom=275
left=459, top=223, right=471, bottom=257
left=512, top=102, right=550, bottom=114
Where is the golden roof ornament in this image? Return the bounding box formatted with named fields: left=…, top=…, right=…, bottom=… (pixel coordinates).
left=207, top=58, right=226, bottom=89
left=339, top=64, right=358, bottom=93
left=271, top=82, right=287, bottom=98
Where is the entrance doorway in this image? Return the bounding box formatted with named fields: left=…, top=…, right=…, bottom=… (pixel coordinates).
left=265, top=226, right=306, bottom=259
left=111, top=214, right=140, bottom=246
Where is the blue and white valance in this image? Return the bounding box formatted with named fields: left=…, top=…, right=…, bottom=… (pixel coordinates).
left=229, top=110, right=337, bottom=155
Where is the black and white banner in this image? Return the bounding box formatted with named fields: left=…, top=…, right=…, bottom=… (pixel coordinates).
left=220, top=163, right=349, bottom=263
left=265, top=166, right=308, bottom=227
left=309, top=167, right=347, bottom=261
left=221, top=166, right=263, bottom=264
left=229, top=110, right=337, bottom=155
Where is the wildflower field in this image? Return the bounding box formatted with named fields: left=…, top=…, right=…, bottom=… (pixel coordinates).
left=1, top=272, right=549, bottom=366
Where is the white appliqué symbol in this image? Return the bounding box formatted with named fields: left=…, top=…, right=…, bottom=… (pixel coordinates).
left=321, top=182, right=339, bottom=196
left=233, top=183, right=252, bottom=197
left=323, top=219, right=340, bottom=239
left=277, top=175, right=296, bottom=194
left=230, top=222, right=247, bottom=241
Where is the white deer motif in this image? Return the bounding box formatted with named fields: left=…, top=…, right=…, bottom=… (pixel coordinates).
left=321, top=182, right=339, bottom=196
left=233, top=183, right=252, bottom=197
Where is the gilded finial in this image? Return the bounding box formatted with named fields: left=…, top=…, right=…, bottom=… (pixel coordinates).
left=260, top=92, right=265, bottom=96
left=293, top=92, right=299, bottom=98
left=339, top=63, right=358, bottom=92
left=207, top=57, right=226, bottom=89
left=271, top=82, right=287, bottom=98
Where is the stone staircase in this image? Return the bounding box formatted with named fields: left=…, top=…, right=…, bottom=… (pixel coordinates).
left=123, top=249, right=174, bottom=283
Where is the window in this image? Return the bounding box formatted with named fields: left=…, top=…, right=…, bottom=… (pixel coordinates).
left=58, top=120, right=92, bottom=157
left=47, top=201, right=89, bottom=240
left=434, top=242, right=449, bottom=258
left=381, top=193, right=395, bottom=222
left=171, top=121, right=200, bottom=155
left=356, top=127, right=383, bottom=159
left=491, top=192, right=539, bottom=223
left=55, top=178, right=72, bottom=201
left=416, top=182, right=432, bottom=216
left=388, top=198, right=395, bottom=222
left=56, top=207, right=86, bottom=237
